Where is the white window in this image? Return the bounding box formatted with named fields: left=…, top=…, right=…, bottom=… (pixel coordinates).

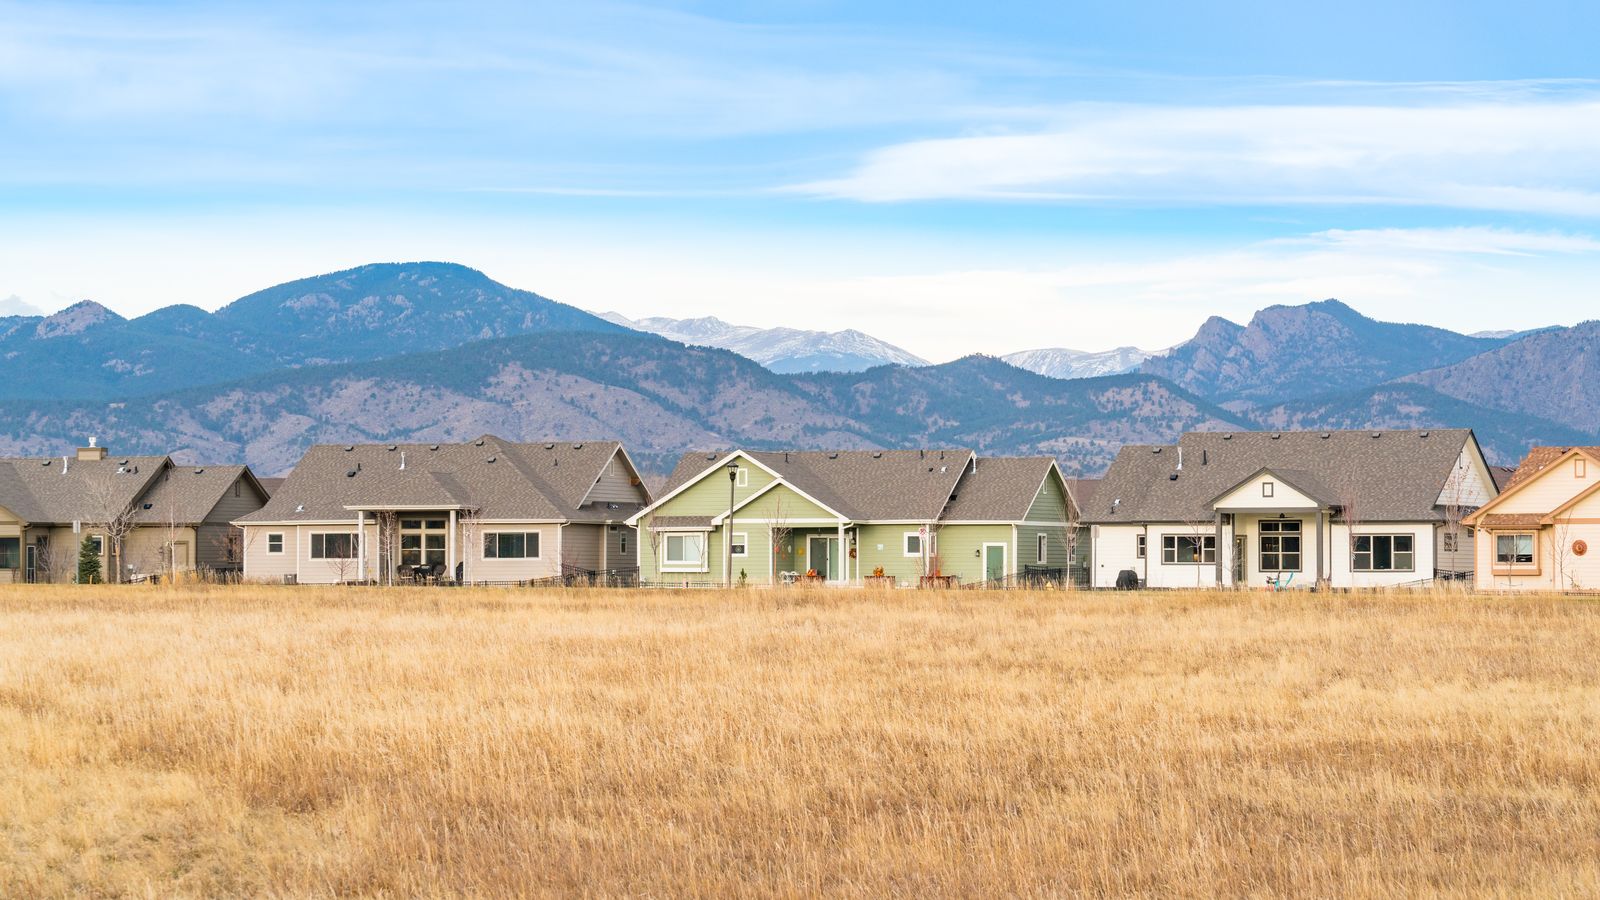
left=87, top=535, right=105, bottom=557
left=310, top=533, right=358, bottom=559
left=735, top=467, right=749, bottom=488
left=1353, top=534, right=1414, bottom=571
left=1036, top=533, right=1048, bottom=564
left=904, top=532, right=923, bottom=557
left=1495, top=533, right=1535, bottom=567
left=1136, top=534, right=1146, bottom=559
left=664, top=532, right=707, bottom=569
left=267, top=533, right=284, bottom=554
left=1162, top=535, right=1214, bottom=564
left=1262, top=481, right=1275, bottom=498
left=1259, top=520, right=1301, bottom=572
left=730, top=532, right=748, bottom=557
left=484, top=532, right=541, bottom=559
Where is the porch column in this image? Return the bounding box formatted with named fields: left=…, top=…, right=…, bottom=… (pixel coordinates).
left=1214, top=511, right=1224, bottom=587
left=837, top=522, right=846, bottom=585
left=447, top=509, right=457, bottom=578
left=1315, top=510, right=1326, bottom=586
left=356, top=510, right=366, bottom=582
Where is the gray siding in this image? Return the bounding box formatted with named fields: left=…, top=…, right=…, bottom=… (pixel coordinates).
left=586, top=452, right=650, bottom=506
left=562, top=523, right=603, bottom=572
left=604, top=524, right=636, bottom=570
left=198, top=476, right=269, bottom=570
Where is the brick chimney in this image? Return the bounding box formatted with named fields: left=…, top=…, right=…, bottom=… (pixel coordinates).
left=76, top=436, right=107, bottom=462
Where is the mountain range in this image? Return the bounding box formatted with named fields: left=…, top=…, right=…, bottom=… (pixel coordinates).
left=598, top=312, right=927, bottom=373
left=0, top=262, right=1590, bottom=476
left=1002, top=346, right=1156, bottom=380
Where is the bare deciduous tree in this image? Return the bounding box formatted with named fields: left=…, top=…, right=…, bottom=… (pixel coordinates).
left=83, top=476, right=138, bottom=584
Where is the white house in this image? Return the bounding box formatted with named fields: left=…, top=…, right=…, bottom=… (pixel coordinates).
left=1464, top=446, right=1600, bottom=592
left=1082, top=429, right=1497, bottom=590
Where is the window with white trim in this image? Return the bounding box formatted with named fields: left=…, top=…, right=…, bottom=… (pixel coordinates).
left=484, top=532, right=541, bottom=560
left=267, top=533, right=284, bottom=554
left=664, top=532, right=707, bottom=569
left=904, top=532, right=923, bottom=557
left=1036, top=533, right=1048, bottom=564
left=1136, top=534, right=1146, bottom=559
left=735, top=467, right=749, bottom=487
left=1353, top=534, right=1414, bottom=571
left=310, top=533, right=358, bottom=559
left=87, top=535, right=105, bottom=557
left=1259, top=520, right=1301, bottom=571
left=730, top=532, right=748, bottom=557
left=1162, top=535, right=1214, bottom=564
left=1495, top=533, right=1535, bottom=566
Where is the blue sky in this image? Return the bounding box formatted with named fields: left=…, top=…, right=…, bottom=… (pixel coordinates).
left=3, top=0, right=1599, bottom=360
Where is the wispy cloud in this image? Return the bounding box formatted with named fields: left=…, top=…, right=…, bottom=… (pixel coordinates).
left=0, top=293, right=41, bottom=316
left=798, top=95, right=1600, bottom=215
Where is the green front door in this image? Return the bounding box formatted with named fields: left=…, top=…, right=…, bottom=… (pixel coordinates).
left=984, top=544, right=1006, bottom=582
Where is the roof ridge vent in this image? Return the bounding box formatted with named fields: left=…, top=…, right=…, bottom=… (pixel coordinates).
left=828, top=452, right=839, bottom=459
left=1222, top=433, right=1232, bottom=440
left=193, top=467, right=204, bottom=474
left=1420, top=431, right=1430, bottom=438
left=1371, top=431, right=1381, bottom=438
left=1152, top=447, right=1162, bottom=454
left=430, top=445, right=440, bottom=451
left=1321, top=433, right=1330, bottom=439
left=546, top=443, right=556, bottom=450
left=1271, top=433, right=1281, bottom=440
left=574, top=443, right=583, bottom=449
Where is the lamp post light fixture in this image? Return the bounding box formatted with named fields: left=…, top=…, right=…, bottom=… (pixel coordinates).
left=726, top=460, right=739, bottom=588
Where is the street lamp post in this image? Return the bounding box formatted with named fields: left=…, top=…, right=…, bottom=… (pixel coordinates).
left=726, top=460, right=739, bottom=588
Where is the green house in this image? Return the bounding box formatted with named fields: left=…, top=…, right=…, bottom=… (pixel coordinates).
left=630, top=449, right=1080, bottom=587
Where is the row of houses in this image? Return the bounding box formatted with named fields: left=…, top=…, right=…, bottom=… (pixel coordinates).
left=2, top=430, right=1597, bottom=591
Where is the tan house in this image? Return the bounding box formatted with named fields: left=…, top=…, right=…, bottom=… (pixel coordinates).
left=1463, top=446, right=1600, bottom=591
left=0, top=442, right=268, bottom=583
left=235, top=436, right=649, bottom=584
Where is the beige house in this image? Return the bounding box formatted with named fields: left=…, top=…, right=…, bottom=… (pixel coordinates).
left=0, top=442, right=268, bottom=583
left=235, top=436, right=649, bottom=585
left=1464, top=446, right=1600, bottom=592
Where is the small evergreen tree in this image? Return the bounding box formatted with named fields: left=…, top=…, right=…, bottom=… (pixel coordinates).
left=77, top=536, right=102, bottom=585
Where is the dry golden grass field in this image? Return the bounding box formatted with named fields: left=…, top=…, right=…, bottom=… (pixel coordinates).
left=1, top=584, right=1597, bottom=898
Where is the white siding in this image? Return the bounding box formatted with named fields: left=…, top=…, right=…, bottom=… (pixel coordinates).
left=1213, top=474, right=1320, bottom=511
left=1090, top=524, right=1145, bottom=588
left=243, top=525, right=299, bottom=583
left=1436, top=441, right=1498, bottom=509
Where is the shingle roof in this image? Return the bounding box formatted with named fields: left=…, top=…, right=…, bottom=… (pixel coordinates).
left=662, top=449, right=975, bottom=521
left=1065, top=478, right=1100, bottom=511
left=0, top=455, right=168, bottom=525
left=237, top=436, right=643, bottom=524
left=941, top=457, right=1059, bottom=522
left=1082, top=429, right=1479, bottom=524
left=130, top=465, right=255, bottom=525
left=1504, top=447, right=1600, bottom=489
left=257, top=477, right=286, bottom=497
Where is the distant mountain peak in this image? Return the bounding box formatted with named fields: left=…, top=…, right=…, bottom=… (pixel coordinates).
left=35, top=300, right=122, bottom=339
left=601, top=312, right=926, bottom=373
left=1002, top=345, right=1154, bottom=380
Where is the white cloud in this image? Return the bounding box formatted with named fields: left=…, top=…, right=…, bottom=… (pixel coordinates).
left=1283, top=226, right=1600, bottom=256
left=798, top=98, right=1600, bottom=215
left=0, top=293, right=41, bottom=316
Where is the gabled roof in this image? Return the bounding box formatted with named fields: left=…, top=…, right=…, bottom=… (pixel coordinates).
left=653, top=448, right=975, bottom=523
left=941, top=457, right=1064, bottom=522
left=0, top=454, right=169, bottom=525
left=1083, top=429, right=1481, bottom=524
left=1209, top=466, right=1338, bottom=507
left=1465, top=446, right=1600, bottom=527
left=237, top=436, right=645, bottom=524
left=130, top=465, right=262, bottom=525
